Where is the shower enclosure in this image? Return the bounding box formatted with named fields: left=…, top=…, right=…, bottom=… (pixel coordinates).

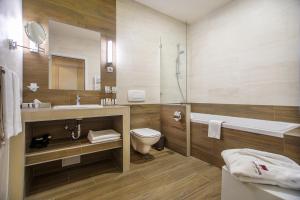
left=159, top=30, right=190, bottom=157
left=160, top=35, right=187, bottom=104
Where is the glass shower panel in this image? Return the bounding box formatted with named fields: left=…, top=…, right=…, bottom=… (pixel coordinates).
left=160, top=35, right=187, bottom=104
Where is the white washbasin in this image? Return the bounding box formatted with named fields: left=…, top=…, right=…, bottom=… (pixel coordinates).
left=53, top=104, right=103, bottom=110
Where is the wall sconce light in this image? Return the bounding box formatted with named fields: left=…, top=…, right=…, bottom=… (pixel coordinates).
left=107, top=40, right=113, bottom=65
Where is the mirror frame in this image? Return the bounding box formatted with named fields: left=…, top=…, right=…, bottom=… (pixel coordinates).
left=24, top=21, right=47, bottom=45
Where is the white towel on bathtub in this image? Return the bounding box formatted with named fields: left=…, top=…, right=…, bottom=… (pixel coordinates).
left=222, top=148, right=300, bottom=190
left=208, top=120, right=223, bottom=139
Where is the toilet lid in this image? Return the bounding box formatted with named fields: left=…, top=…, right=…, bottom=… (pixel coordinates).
left=131, top=128, right=161, bottom=138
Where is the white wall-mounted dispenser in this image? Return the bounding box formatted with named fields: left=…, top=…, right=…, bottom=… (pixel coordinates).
left=128, top=90, right=145, bottom=102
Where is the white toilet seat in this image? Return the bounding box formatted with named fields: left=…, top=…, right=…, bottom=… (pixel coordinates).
left=130, top=128, right=161, bottom=154
left=131, top=128, right=161, bottom=138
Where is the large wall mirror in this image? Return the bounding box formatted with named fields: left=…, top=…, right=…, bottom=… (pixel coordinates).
left=48, top=20, right=101, bottom=91
left=22, top=0, right=116, bottom=104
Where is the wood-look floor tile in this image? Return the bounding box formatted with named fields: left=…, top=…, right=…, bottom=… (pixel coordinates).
left=26, top=149, right=221, bottom=200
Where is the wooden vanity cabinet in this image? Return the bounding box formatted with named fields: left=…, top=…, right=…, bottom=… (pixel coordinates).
left=10, top=106, right=130, bottom=198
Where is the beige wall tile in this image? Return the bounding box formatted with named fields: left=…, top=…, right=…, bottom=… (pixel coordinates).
left=188, top=0, right=300, bottom=106
left=116, top=0, right=186, bottom=104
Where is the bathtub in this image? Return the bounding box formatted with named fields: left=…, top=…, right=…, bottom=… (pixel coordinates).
left=191, top=113, right=300, bottom=138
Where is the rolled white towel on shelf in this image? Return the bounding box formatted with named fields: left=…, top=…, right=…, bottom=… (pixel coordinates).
left=88, top=129, right=121, bottom=143
left=208, top=120, right=223, bottom=139
left=2, top=68, right=13, bottom=139
left=221, top=148, right=300, bottom=190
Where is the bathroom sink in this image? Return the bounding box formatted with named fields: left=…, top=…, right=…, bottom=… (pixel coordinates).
left=53, top=104, right=103, bottom=110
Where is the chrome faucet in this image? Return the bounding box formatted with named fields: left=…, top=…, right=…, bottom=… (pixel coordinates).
left=76, top=94, right=80, bottom=105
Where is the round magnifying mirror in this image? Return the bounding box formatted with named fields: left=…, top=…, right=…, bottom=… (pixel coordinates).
left=24, top=21, right=46, bottom=45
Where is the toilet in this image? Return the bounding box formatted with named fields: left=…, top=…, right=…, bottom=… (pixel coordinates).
left=130, top=128, right=161, bottom=154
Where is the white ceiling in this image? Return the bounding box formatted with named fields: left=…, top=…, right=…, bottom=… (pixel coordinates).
left=135, top=0, right=232, bottom=24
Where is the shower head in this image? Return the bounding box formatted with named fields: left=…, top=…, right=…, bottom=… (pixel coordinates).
left=179, top=50, right=184, bottom=55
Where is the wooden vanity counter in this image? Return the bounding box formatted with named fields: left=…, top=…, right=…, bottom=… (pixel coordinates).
left=10, top=106, right=130, bottom=199
left=22, top=105, right=130, bottom=122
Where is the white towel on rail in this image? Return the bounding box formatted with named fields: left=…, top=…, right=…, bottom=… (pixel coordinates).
left=1, top=67, right=22, bottom=200
left=2, top=68, right=22, bottom=139
left=12, top=71, right=21, bottom=135
left=2, top=69, right=13, bottom=139
left=222, top=148, right=300, bottom=190
left=208, top=120, right=223, bottom=139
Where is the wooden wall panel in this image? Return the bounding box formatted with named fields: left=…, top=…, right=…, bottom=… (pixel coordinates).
left=191, top=123, right=300, bottom=167
left=191, top=123, right=218, bottom=166
left=23, top=0, right=116, bottom=105
left=191, top=103, right=300, bottom=166
left=191, top=103, right=300, bottom=123
left=130, top=104, right=161, bottom=131
left=161, top=105, right=187, bottom=156
left=23, top=90, right=115, bottom=106
left=273, top=106, right=300, bottom=123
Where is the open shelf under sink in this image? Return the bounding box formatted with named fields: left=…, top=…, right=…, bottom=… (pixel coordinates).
left=26, top=158, right=120, bottom=196
left=26, top=138, right=123, bottom=166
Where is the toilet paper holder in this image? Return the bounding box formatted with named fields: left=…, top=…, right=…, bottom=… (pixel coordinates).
left=173, top=111, right=182, bottom=122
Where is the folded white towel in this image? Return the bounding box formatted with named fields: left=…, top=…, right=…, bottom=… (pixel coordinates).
left=222, top=148, right=300, bottom=190
left=2, top=68, right=22, bottom=140
left=208, top=120, right=223, bottom=139
left=88, top=129, right=121, bottom=140
left=87, top=129, right=121, bottom=143
left=88, top=136, right=121, bottom=144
